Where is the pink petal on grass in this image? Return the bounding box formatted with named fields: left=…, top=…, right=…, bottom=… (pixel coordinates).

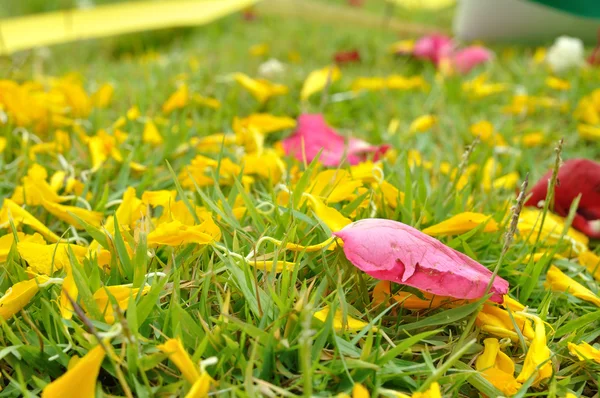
left=452, top=46, right=493, bottom=74
left=281, top=114, right=388, bottom=167
left=412, top=34, right=454, bottom=65
left=333, top=218, right=508, bottom=303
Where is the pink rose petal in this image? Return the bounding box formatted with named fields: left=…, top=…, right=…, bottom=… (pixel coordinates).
left=412, top=34, right=454, bottom=65
left=281, top=114, right=389, bottom=167
left=452, top=46, right=493, bottom=74
left=333, top=218, right=509, bottom=303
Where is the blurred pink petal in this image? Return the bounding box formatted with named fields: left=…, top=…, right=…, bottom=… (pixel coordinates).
left=334, top=218, right=509, bottom=303
left=412, top=34, right=453, bottom=65
left=452, top=46, right=493, bottom=74
left=281, top=114, right=388, bottom=166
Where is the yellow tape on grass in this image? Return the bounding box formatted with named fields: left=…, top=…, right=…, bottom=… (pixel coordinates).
left=0, top=0, right=258, bottom=55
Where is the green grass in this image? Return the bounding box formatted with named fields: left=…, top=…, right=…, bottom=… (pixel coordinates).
left=1, top=2, right=600, bottom=397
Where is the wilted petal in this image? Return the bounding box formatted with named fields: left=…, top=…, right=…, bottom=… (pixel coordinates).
left=41, top=199, right=103, bottom=229
left=475, top=338, right=521, bottom=396
left=333, top=219, right=509, bottom=302
left=163, top=84, right=189, bottom=114
left=304, top=193, right=352, bottom=232
left=0, top=232, right=45, bottom=262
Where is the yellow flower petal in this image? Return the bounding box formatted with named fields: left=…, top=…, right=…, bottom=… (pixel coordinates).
left=409, top=114, right=437, bottom=134
left=578, top=124, right=600, bottom=141
left=41, top=345, right=105, bottom=398
left=234, top=73, right=288, bottom=104
left=91, top=83, right=114, bottom=108
left=0, top=232, right=45, bottom=262
left=300, top=65, right=341, bottom=101
left=143, top=120, right=163, bottom=145
left=41, top=199, right=103, bottom=229
left=59, top=269, right=78, bottom=320
left=422, top=212, right=498, bottom=236
left=545, top=76, right=570, bottom=91
left=518, top=208, right=588, bottom=255
left=516, top=315, right=553, bottom=385
left=304, top=193, right=352, bottom=232
left=0, top=199, right=61, bottom=242
left=313, top=305, right=375, bottom=332
left=163, top=84, right=189, bottom=114
left=17, top=242, right=88, bottom=275
left=352, top=383, right=370, bottom=398
left=158, top=338, right=202, bottom=384
left=545, top=265, right=600, bottom=307
left=92, top=285, right=151, bottom=324
left=185, top=372, right=214, bottom=398
left=568, top=341, right=600, bottom=363
left=578, top=250, right=600, bottom=281
left=412, top=382, right=442, bottom=398
left=0, top=278, right=43, bottom=320
left=147, top=218, right=221, bottom=247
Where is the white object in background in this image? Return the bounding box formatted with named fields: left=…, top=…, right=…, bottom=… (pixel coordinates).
left=454, top=0, right=600, bottom=43
left=258, top=58, right=286, bottom=78
left=546, top=36, right=585, bottom=72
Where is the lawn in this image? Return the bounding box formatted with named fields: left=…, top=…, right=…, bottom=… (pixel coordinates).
left=1, top=1, right=599, bottom=397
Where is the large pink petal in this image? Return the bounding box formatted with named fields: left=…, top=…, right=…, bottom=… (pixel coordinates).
left=334, top=218, right=509, bottom=303
left=281, top=114, right=388, bottom=166
left=413, top=34, right=454, bottom=65
left=452, top=46, right=493, bottom=74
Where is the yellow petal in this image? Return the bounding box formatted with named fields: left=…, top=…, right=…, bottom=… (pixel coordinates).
left=516, top=315, right=552, bottom=385
left=568, top=342, right=600, bottom=363
left=192, top=94, right=221, bottom=109
left=409, top=114, right=437, bottom=134
left=18, top=242, right=88, bottom=275
left=59, top=269, right=78, bottom=320
left=578, top=124, right=600, bottom=141
left=545, top=265, right=600, bottom=307
left=41, top=199, right=103, bottom=229
left=234, top=73, right=288, bottom=104
left=143, top=120, right=163, bottom=145
left=141, top=190, right=177, bottom=208
left=0, top=232, right=45, bottom=262
left=545, top=76, right=570, bottom=91
left=157, top=338, right=202, bottom=384
left=492, top=172, right=519, bottom=191
left=518, top=208, right=588, bottom=255
left=300, top=65, right=341, bottom=101
left=313, top=305, right=375, bottom=332
left=308, top=170, right=362, bottom=204
left=422, top=212, right=498, bottom=236
left=127, top=105, right=141, bottom=120
left=147, top=218, right=221, bottom=247
left=304, top=193, right=352, bottom=232
left=163, top=84, right=189, bottom=114
left=92, top=285, right=151, bottom=324
left=412, top=382, right=442, bottom=398
left=234, top=113, right=296, bottom=135
left=352, top=383, right=370, bottom=398
left=0, top=199, right=61, bottom=242
left=578, top=250, right=600, bottom=281
left=185, top=372, right=214, bottom=398
left=42, top=345, right=105, bottom=398
left=0, top=278, right=42, bottom=320
left=91, top=83, right=114, bottom=108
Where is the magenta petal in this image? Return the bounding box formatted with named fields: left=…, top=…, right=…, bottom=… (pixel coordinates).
left=452, top=46, right=493, bottom=74
left=412, top=34, right=454, bottom=65
left=281, top=114, right=388, bottom=166
left=333, top=218, right=509, bottom=303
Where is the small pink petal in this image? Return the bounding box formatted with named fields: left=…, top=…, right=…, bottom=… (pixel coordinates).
left=281, top=114, right=388, bottom=166
left=333, top=218, right=509, bottom=303
left=452, top=46, right=493, bottom=74
left=413, top=34, right=454, bottom=65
